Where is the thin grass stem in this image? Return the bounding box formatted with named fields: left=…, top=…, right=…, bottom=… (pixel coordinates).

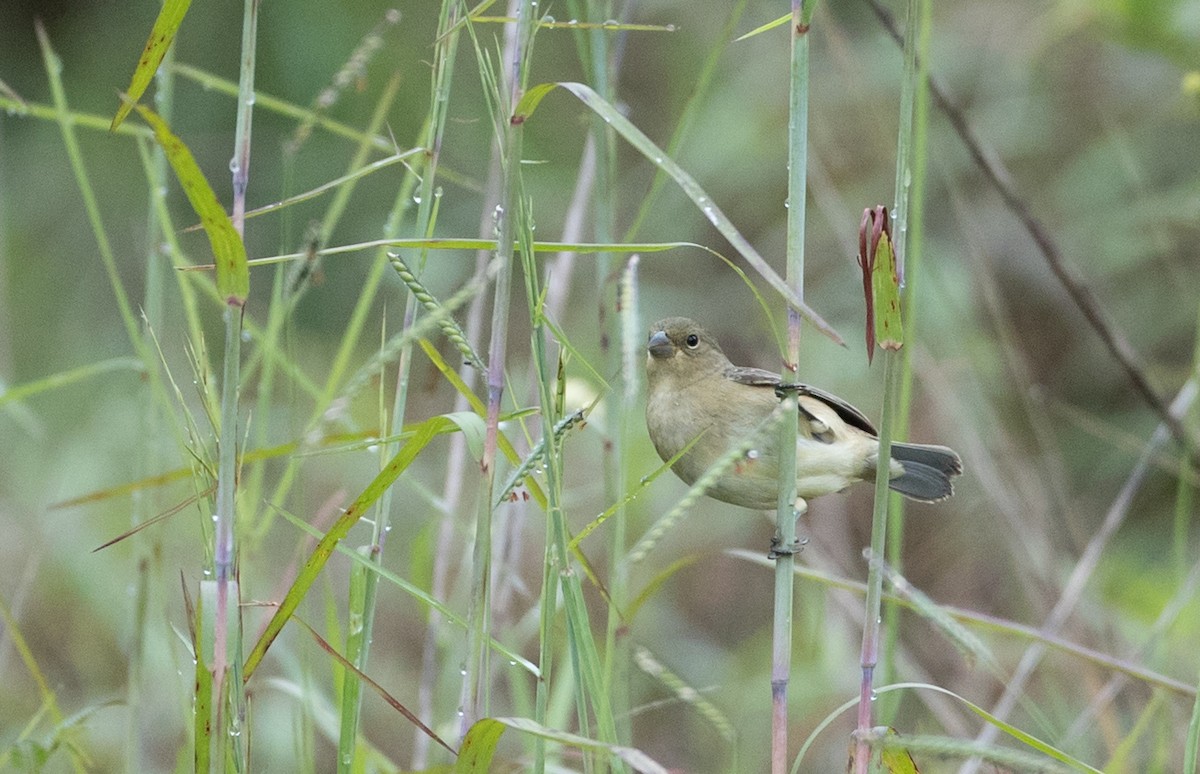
left=772, top=2, right=812, bottom=771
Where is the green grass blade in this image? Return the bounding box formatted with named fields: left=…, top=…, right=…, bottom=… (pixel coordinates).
left=129, top=101, right=249, bottom=306
left=512, top=80, right=843, bottom=346
left=243, top=413, right=471, bottom=679
left=110, top=0, right=192, bottom=130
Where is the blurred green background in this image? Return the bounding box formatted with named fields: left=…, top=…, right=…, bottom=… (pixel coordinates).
left=2, top=0, right=1199, bottom=771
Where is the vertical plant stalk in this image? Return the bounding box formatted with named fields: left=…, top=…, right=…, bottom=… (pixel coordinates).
left=772, top=3, right=811, bottom=772
left=605, top=254, right=639, bottom=746
left=212, top=0, right=257, bottom=765
left=463, top=0, right=537, bottom=729
left=337, top=70, right=423, bottom=774
left=853, top=209, right=904, bottom=774
left=412, top=16, right=488, bottom=753
left=881, top=0, right=929, bottom=713
left=854, top=350, right=900, bottom=774
left=577, top=0, right=634, bottom=750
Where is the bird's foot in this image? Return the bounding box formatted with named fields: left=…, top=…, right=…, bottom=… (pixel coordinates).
left=768, top=536, right=804, bottom=560
left=774, top=382, right=802, bottom=400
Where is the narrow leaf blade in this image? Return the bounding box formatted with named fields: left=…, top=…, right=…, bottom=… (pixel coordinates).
left=110, top=0, right=192, bottom=131
left=130, top=100, right=249, bottom=306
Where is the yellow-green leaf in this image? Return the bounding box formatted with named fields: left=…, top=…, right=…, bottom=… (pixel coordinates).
left=454, top=718, right=507, bottom=773
left=871, top=213, right=903, bottom=351
left=110, top=0, right=192, bottom=131
left=880, top=728, right=922, bottom=773
left=131, top=100, right=249, bottom=306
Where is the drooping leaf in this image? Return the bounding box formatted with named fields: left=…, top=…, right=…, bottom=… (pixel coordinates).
left=129, top=100, right=249, bottom=307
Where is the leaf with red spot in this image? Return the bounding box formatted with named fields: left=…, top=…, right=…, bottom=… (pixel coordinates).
left=110, top=0, right=192, bottom=131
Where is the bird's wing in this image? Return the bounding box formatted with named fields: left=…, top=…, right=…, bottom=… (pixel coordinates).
left=727, top=366, right=878, bottom=436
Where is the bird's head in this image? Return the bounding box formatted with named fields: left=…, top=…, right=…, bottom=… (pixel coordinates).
left=646, top=317, right=731, bottom=384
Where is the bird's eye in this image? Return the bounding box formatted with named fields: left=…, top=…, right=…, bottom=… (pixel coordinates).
left=685, top=333, right=700, bottom=348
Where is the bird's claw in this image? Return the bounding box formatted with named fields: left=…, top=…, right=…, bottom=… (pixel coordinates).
left=768, top=536, right=803, bottom=560
left=774, top=383, right=802, bottom=400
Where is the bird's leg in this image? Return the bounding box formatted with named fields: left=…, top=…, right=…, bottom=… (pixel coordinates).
left=768, top=497, right=809, bottom=559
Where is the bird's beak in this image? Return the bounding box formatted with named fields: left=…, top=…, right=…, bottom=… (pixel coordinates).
left=647, top=330, right=674, bottom=359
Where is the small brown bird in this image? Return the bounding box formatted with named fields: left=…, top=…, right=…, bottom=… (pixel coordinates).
left=644, top=317, right=962, bottom=510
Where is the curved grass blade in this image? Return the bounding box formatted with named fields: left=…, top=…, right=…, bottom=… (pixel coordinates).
left=182, top=238, right=694, bottom=271
left=794, top=682, right=1102, bottom=774
left=513, top=81, right=844, bottom=346
left=455, top=716, right=669, bottom=773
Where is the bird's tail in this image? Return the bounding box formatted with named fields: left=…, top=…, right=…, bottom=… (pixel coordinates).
left=885, top=442, right=963, bottom=502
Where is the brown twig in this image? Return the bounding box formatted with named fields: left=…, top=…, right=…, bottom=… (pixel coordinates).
left=865, top=0, right=1197, bottom=460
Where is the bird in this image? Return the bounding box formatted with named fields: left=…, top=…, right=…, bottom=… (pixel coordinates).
left=644, top=317, right=962, bottom=510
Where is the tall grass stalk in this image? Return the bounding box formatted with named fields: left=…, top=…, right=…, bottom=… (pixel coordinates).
left=571, top=0, right=636, bottom=749
left=853, top=0, right=925, bottom=766
left=334, top=68, right=421, bottom=774
left=1181, top=306, right=1200, bottom=774
left=372, top=5, right=467, bottom=769
left=854, top=348, right=901, bottom=774
left=772, top=2, right=812, bottom=772
left=882, top=0, right=931, bottom=718
left=462, top=0, right=538, bottom=730
left=207, top=0, right=259, bottom=767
